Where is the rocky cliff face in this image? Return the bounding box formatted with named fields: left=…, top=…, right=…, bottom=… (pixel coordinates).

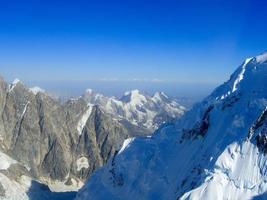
left=0, top=76, right=183, bottom=199
left=0, top=78, right=129, bottom=197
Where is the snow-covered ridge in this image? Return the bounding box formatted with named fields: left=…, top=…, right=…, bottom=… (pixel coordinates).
left=7, top=79, right=48, bottom=96
left=8, top=78, right=21, bottom=92
left=76, top=52, right=267, bottom=200
left=29, top=86, right=45, bottom=95
left=118, top=138, right=135, bottom=155
left=256, top=51, right=267, bottom=63
left=213, top=52, right=267, bottom=102
left=232, top=57, right=252, bottom=92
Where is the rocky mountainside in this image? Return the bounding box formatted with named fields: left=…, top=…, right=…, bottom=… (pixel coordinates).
left=83, top=89, right=185, bottom=131
left=0, top=78, right=130, bottom=199
left=76, top=52, right=267, bottom=200
left=0, top=77, right=184, bottom=199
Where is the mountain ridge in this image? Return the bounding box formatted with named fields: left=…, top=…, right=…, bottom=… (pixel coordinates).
left=0, top=75, right=185, bottom=199
left=76, top=52, right=267, bottom=200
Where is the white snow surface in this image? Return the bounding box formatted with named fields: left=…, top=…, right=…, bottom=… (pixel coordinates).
left=76, top=157, right=89, bottom=171
left=21, top=102, right=29, bottom=119
left=0, top=151, right=17, bottom=170
left=29, top=86, right=45, bottom=95
left=118, top=138, right=135, bottom=155
left=232, top=57, right=252, bottom=92
left=76, top=52, right=267, bottom=200
left=256, top=51, right=267, bottom=63
left=8, top=78, right=21, bottom=92
left=77, top=104, right=93, bottom=135
left=48, top=178, right=83, bottom=192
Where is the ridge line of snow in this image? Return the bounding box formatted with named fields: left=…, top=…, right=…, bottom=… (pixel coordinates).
left=8, top=78, right=21, bottom=92
left=118, top=138, right=135, bottom=154
left=232, top=58, right=252, bottom=92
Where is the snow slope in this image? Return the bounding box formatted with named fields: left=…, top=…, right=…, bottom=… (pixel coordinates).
left=76, top=52, right=267, bottom=200
left=77, top=104, right=93, bottom=135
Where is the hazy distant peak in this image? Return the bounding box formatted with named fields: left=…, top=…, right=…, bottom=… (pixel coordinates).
left=8, top=78, right=23, bottom=92
left=120, top=89, right=146, bottom=104
left=12, top=78, right=21, bottom=85
left=152, top=91, right=169, bottom=101
left=123, top=89, right=141, bottom=96
left=85, top=88, right=94, bottom=94
left=29, top=86, right=46, bottom=95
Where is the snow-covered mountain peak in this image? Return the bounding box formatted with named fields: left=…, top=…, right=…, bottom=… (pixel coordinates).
left=29, top=86, right=46, bottom=95
left=120, top=89, right=147, bottom=105
left=123, top=89, right=140, bottom=96
left=210, top=53, right=267, bottom=102
left=152, top=91, right=169, bottom=103
left=80, top=88, right=185, bottom=131
left=12, top=78, right=21, bottom=85
left=85, top=88, right=93, bottom=94
left=8, top=78, right=23, bottom=92
left=255, top=51, right=267, bottom=64
left=82, top=89, right=107, bottom=105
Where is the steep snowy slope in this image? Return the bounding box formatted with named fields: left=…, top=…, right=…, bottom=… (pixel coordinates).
left=76, top=52, right=267, bottom=200
left=83, top=89, right=185, bottom=131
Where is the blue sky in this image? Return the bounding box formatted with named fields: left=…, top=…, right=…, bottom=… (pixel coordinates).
left=0, top=0, right=266, bottom=97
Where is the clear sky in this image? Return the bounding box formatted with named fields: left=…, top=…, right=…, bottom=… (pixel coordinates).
left=0, top=0, right=266, bottom=97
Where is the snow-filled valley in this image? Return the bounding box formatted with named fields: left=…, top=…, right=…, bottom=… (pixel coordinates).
left=76, top=52, right=267, bottom=200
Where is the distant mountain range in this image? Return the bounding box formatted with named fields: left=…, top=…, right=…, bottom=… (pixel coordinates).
left=82, top=88, right=185, bottom=132
left=77, top=52, right=267, bottom=200
left=0, top=77, right=185, bottom=199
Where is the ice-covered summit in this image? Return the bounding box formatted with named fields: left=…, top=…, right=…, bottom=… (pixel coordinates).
left=209, top=52, right=267, bottom=102
left=8, top=78, right=22, bottom=92
left=120, top=89, right=147, bottom=105
left=29, top=86, right=46, bottom=95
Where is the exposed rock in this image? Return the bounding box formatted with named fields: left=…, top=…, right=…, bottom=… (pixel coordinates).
left=0, top=182, right=5, bottom=197
left=181, top=105, right=213, bottom=140
left=0, top=78, right=130, bottom=187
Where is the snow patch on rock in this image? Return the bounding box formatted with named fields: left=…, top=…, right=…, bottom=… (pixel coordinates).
left=118, top=138, right=135, bottom=155
left=0, top=151, right=17, bottom=170
left=76, top=157, right=89, bottom=171
left=77, top=104, right=93, bottom=135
